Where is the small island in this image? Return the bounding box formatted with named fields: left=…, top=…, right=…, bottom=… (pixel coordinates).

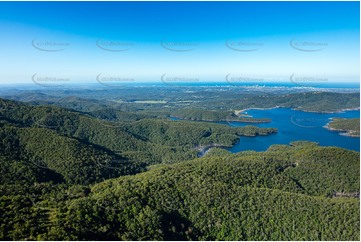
left=324, top=118, right=360, bottom=137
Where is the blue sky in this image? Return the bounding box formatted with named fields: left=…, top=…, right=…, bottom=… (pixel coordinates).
left=0, top=1, right=359, bottom=84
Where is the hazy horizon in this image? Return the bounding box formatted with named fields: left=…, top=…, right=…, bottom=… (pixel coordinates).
left=0, top=1, right=359, bottom=84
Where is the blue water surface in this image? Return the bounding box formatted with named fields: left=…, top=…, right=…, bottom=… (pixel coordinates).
left=223, top=108, right=360, bottom=152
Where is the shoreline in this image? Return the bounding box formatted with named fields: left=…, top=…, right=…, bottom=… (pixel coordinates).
left=323, top=120, right=360, bottom=138
left=235, top=106, right=360, bottom=116
left=170, top=115, right=269, bottom=123
left=237, top=117, right=272, bottom=123
left=173, top=106, right=359, bottom=123
left=235, top=106, right=281, bottom=117
left=236, top=106, right=281, bottom=113
left=295, top=107, right=360, bottom=114
left=195, top=143, right=230, bottom=157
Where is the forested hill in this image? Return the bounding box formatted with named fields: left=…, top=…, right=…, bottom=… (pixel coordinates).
left=0, top=98, right=359, bottom=240
left=0, top=98, right=276, bottom=173
left=0, top=141, right=359, bottom=240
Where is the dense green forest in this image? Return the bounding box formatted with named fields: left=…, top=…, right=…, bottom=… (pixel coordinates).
left=0, top=140, right=359, bottom=240
left=326, top=118, right=360, bottom=137
left=0, top=98, right=276, bottom=166
left=0, top=97, right=359, bottom=240
left=170, top=110, right=271, bottom=123
left=237, top=117, right=272, bottom=123
left=171, top=109, right=238, bottom=122
left=0, top=0, right=359, bottom=238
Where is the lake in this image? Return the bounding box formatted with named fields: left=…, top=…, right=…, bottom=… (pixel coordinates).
left=222, top=108, right=360, bottom=152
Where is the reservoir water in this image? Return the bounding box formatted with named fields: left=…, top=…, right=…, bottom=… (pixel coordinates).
left=222, top=108, right=360, bottom=152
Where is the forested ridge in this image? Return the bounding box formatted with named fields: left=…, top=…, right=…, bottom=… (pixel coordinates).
left=171, top=109, right=238, bottom=122
left=0, top=98, right=359, bottom=240
left=0, top=98, right=276, bottom=165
